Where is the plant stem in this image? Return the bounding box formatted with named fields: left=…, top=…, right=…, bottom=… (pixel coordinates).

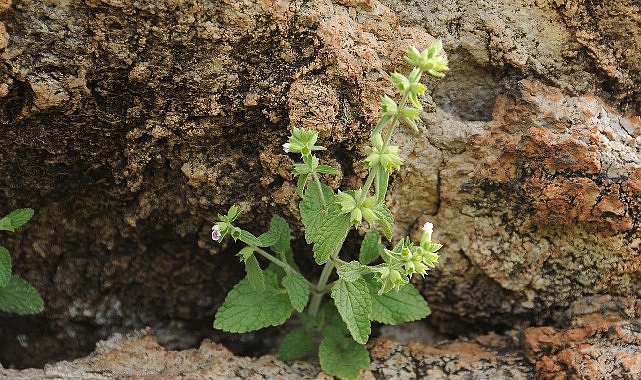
left=312, top=172, right=327, bottom=207
left=253, top=246, right=315, bottom=288
left=307, top=259, right=335, bottom=316
left=356, top=89, right=412, bottom=205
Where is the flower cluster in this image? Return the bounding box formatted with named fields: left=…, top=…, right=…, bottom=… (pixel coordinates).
left=371, top=222, right=441, bottom=294
left=211, top=204, right=242, bottom=242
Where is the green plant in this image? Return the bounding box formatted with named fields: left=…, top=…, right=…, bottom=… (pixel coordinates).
left=0, top=208, right=44, bottom=314
left=211, top=40, right=448, bottom=379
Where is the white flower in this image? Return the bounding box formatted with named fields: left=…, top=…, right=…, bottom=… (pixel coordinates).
left=282, top=142, right=290, bottom=153
left=422, top=221, right=433, bottom=235
left=211, top=224, right=221, bottom=241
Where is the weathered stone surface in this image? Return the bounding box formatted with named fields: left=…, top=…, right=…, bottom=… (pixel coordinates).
left=522, top=295, right=641, bottom=379
left=2, top=328, right=531, bottom=379
left=5, top=299, right=641, bottom=379
left=0, top=329, right=330, bottom=379
left=0, top=0, right=640, bottom=371
left=408, top=78, right=641, bottom=332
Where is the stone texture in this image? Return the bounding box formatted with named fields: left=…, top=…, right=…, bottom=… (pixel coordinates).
left=4, top=301, right=640, bottom=380
left=410, top=78, right=641, bottom=333
left=3, top=328, right=531, bottom=379
left=0, top=0, right=640, bottom=374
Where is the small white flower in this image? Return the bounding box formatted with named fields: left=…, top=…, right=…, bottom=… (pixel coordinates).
left=282, top=142, right=290, bottom=153
left=211, top=224, right=221, bottom=241
left=422, top=221, right=433, bottom=235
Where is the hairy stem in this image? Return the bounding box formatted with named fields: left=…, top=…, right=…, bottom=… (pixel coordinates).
left=307, top=259, right=335, bottom=316
left=356, top=88, right=413, bottom=205
left=253, top=247, right=315, bottom=288
left=312, top=172, right=327, bottom=207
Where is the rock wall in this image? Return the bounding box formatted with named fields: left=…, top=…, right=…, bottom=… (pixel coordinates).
left=0, top=0, right=639, bottom=371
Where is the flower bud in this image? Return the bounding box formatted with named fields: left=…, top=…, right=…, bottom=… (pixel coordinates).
left=335, top=191, right=357, bottom=213
left=350, top=207, right=363, bottom=227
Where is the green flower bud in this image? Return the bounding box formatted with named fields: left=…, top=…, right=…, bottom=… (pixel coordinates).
left=400, top=246, right=412, bottom=261
left=287, top=127, right=327, bottom=156
left=422, top=251, right=440, bottom=268
left=350, top=207, right=363, bottom=226
left=390, top=72, right=410, bottom=93
left=380, top=95, right=398, bottom=116
left=230, top=226, right=242, bottom=241
left=404, top=41, right=449, bottom=78
left=335, top=191, right=357, bottom=213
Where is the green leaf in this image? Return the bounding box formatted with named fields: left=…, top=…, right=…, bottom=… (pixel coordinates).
left=374, top=114, right=393, bottom=136
left=311, top=207, right=351, bottom=264
left=372, top=204, right=394, bottom=240
left=258, top=215, right=291, bottom=255
left=366, top=276, right=430, bottom=324
left=237, top=246, right=254, bottom=261
left=319, top=316, right=370, bottom=380
left=375, top=166, right=389, bottom=203
left=296, top=174, right=308, bottom=196
left=282, top=272, right=310, bottom=312
left=316, top=164, right=340, bottom=175
left=0, top=276, right=44, bottom=314
left=239, top=230, right=263, bottom=247
left=244, top=255, right=265, bottom=292
left=359, top=230, right=383, bottom=265
left=330, top=278, right=371, bottom=344
left=0, top=208, right=34, bottom=232
left=258, top=216, right=298, bottom=270
left=214, top=270, right=293, bottom=333
left=278, top=327, right=313, bottom=361
left=337, top=261, right=365, bottom=282
left=299, top=183, right=334, bottom=243
left=0, top=246, right=11, bottom=288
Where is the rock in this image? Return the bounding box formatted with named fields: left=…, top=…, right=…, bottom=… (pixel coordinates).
left=2, top=328, right=531, bottom=379
left=0, top=329, right=328, bottom=379
left=523, top=294, right=641, bottom=379
left=0, top=0, right=640, bottom=370
left=1, top=297, right=640, bottom=378
left=410, top=78, right=641, bottom=333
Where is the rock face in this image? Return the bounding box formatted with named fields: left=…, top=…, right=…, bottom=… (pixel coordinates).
left=0, top=0, right=640, bottom=373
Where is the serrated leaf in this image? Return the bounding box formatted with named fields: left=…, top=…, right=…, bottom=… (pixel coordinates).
left=214, top=270, right=293, bottom=333
left=278, top=328, right=314, bottom=361
left=316, top=164, right=340, bottom=175
left=312, top=206, right=351, bottom=264
left=237, top=246, right=255, bottom=261
left=258, top=216, right=291, bottom=255
left=0, top=209, right=34, bottom=232
left=365, top=276, right=430, bottom=324
left=244, top=255, right=265, bottom=292
left=0, top=276, right=44, bottom=314
left=319, top=316, right=370, bottom=380
left=299, top=183, right=335, bottom=243
left=372, top=204, right=394, bottom=240
left=296, top=174, right=308, bottom=196
left=330, top=278, right=371, bottom=344
left=239, top=230, right=263, bottom=247
left=359, top=230, right=383, bottom=265
left=337, top=261, right=365, bottom=282
left=0, top=246, right=11, bottom=288
left=282, top=272, right=310, bottom=312
left=0, top=217, right=11, bottom=232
